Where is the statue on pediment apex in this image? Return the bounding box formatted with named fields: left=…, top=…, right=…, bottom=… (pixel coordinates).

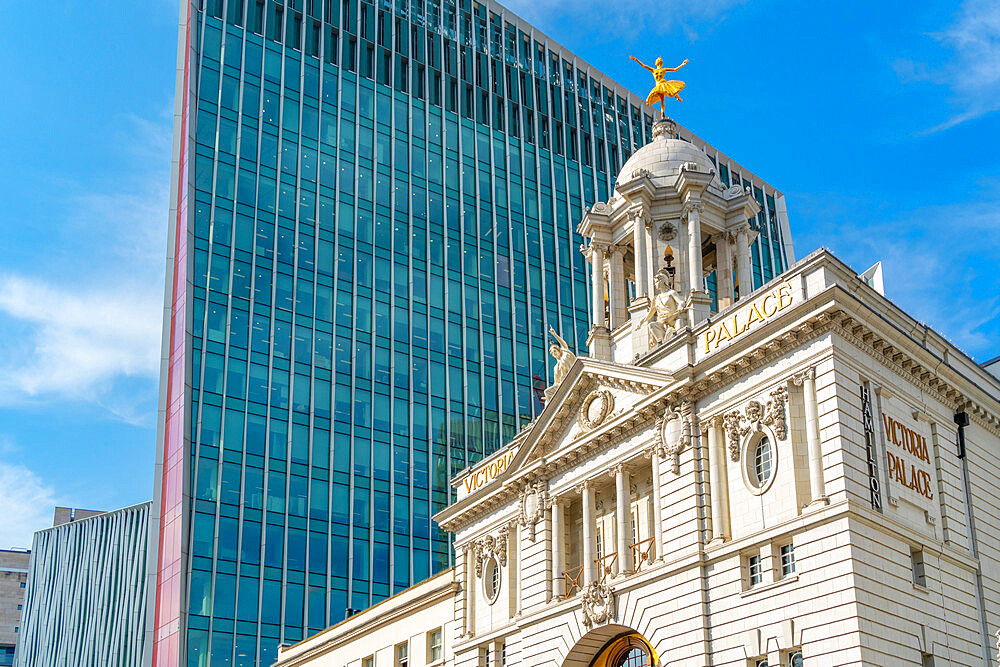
left=544, top=327, right=576, bottom=403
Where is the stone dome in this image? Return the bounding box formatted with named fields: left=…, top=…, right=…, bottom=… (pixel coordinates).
left=615, top=119, right=720, bottom=191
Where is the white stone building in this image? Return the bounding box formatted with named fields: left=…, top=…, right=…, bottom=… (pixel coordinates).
left=274, top=120, right=1000, bottom=667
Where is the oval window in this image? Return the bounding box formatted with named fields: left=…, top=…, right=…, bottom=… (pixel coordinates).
left=483, top=557, right=501, bottom=603
left=752, top=436, right=772, bottom=488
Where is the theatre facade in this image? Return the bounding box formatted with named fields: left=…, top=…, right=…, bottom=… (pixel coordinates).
left=274, top=120, right=1000, bottom=667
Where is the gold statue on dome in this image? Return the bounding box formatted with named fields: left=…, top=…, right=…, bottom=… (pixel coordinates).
left=630, top=56, right=689, bottom=117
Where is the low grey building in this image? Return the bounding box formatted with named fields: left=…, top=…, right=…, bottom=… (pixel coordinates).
left=0, top=549, right=30, bottom=666
left=14, top=502, right=151, bottom=666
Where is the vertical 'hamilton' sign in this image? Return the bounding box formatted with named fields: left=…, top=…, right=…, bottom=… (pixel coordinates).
left=860, top=384, right=883, bottom=512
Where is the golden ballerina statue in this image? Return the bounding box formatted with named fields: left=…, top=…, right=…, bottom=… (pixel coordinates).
left=630, top=56, right=689, bottom=117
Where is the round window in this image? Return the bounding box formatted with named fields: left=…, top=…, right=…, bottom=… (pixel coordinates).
left=743, top=433, right=777, bottom=495
left=483, top=557, right=501, bottom=603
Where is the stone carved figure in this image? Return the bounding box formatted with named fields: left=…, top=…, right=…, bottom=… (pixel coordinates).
left=723, top=385, right=789, bottom=461
left=548, top=327, right=575, bottom=386
left=641, top=269, right=687, bottom=348
left=580, top=581, right=616, bottom=627
left=630, top=56, right=689, bottom=116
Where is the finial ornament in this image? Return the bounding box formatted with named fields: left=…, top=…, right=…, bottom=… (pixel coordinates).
left=630, top=55, right=689, bottom=118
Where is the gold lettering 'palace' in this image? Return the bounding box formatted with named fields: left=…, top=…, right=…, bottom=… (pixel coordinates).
left=704, top=282, right=794, bottom=353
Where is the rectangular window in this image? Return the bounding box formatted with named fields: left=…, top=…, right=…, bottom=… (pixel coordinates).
left=363, top=657, right=374, bottom=667
left=427, top=627, right=443, bottom=662
left=748, top=553, right=763, bottom=587
left=911, top=547, right=926, bottom=587
left=780, top=543, right=796, bottom=577
left=396, top=642, right=409, bottom=667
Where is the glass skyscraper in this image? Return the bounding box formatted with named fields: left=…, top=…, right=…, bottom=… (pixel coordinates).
left=149, top=0, right=792, bottom=665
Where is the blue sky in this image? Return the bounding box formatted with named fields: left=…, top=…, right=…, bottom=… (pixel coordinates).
left=0, top=0, right=997, bottom=548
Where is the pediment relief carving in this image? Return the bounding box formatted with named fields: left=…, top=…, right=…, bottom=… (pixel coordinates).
left=529, top=373, right=661, bottom=461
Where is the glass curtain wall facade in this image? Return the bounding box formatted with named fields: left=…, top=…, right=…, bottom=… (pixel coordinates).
left=150, top=0, right=792, bottom=666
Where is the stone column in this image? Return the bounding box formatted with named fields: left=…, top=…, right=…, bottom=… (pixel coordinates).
left=614, top=465, right=631, bottom=575
left=551, top=498, right=565, bottom=598
left=649, top=450, right=665, bottom=560
left=631, top=211, right=649, bottom=301
left=716, top=232, right=735, bottom=309
left=508, top=523, right=519, bottom=617
left=590, top=243, right=607, bottom=329
left=735, top=223, right=753, bottom=300
left=645, top=217, right=656, bottom=298
left=706, top=416, right=730, bottom=543
left=609, top=245, right=628, bottom=328
left=465, top=544, right=476, bottom=635
left=581, top=482, right=596, bottom=584
left=684, top=202, right=705, bottom=294
left=796, top=368, right=828, bottom=506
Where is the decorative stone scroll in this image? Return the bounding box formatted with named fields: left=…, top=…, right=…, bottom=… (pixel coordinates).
left=580, top=581, right=616, bottom=627
left=518, top=482, right=548, bottom=540
left=578, top=389, right=615, bottom=431
left=473, top=528, right=508, bottom=577
left=722, top=385, right=789, bottom=461
left=654, top=402, right=693, bottom=473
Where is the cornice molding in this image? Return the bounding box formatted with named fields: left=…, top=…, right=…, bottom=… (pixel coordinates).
left=440, top=300, right=1000, bottom=532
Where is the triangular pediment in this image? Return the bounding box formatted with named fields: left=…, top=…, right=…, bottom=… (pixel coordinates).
left=448, top=358, right=673, bottom=506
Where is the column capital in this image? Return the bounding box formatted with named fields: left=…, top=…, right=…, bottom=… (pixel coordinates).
left=792, top=367, right=816, bottom=386
left=701, top=413, right=725, bottom=430
left=627, top=206, right=651, bottom=226
left=682, top=201, right=705, bottom=218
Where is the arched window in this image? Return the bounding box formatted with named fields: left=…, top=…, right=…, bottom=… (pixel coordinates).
left=616, top=646, right=649, bottom=667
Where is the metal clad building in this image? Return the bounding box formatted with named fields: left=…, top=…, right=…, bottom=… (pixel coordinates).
left=14, top=503, right=151, bottom=667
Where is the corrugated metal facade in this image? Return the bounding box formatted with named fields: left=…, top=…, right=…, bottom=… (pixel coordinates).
left=14, top=502, right=151, bottom=667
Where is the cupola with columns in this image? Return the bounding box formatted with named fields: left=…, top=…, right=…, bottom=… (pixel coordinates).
left=577, top=118, right=761, bottom=362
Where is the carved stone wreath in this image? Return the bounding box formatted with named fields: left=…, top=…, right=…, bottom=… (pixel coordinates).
left=473, top=528, right=508, bottom=578
left=578, top=389, right=615, bottom=431
left=653, top=402, right=693, bottom=473
left=723, top=385, right=788, bottom=461
left=580, top=581, right=616, bottom=627
left=518, top=482, right=548, bottom=540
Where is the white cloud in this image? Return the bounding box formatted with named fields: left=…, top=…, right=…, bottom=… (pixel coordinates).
left=0, top=275, right=162, bottom=399
left=0, top=462, right=58, bottom=549
left=0, top=113, right=170, bottom=419
left=498, top=0, right=744, bottom=43
left=896, top=0, right=1000, bottom=132
left=794, top=195, right=1000, bottom=361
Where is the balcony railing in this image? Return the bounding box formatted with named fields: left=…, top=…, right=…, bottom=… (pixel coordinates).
left=596, top=552, right=618, bottom=583
left=630, top=537, right=656, bottom=573
left=563, top=565, right=584, bottom=597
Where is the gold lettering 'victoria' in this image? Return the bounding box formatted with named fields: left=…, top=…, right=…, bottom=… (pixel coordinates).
left=463, top=448, right=517, bottom=495
left=703, top=282, right=794, bottom=354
